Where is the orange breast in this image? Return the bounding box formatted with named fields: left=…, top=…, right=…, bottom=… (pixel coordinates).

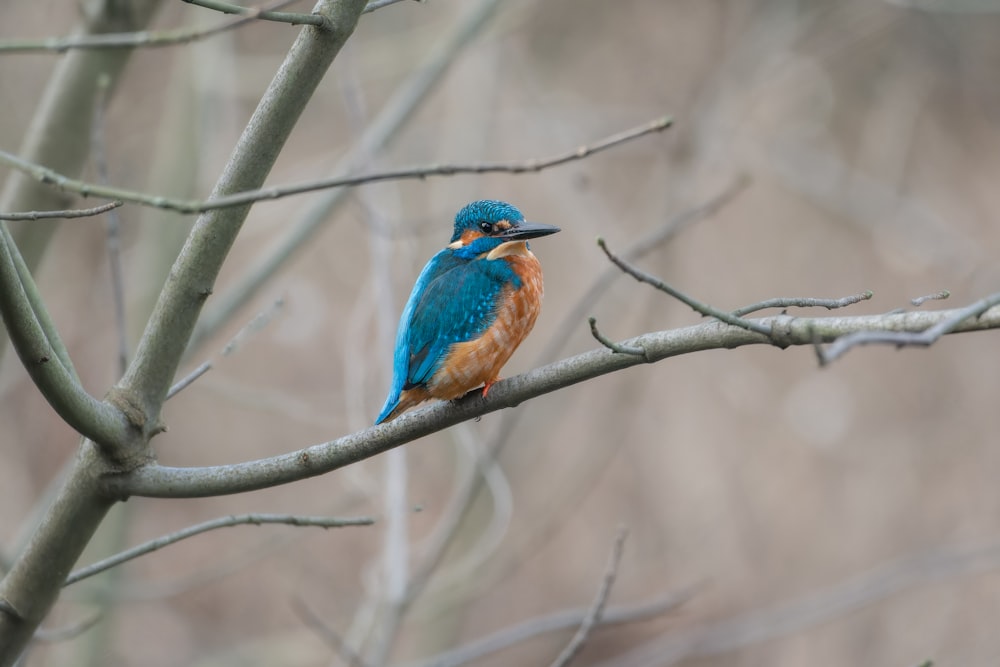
left=427, top=251, right=544, bottom=400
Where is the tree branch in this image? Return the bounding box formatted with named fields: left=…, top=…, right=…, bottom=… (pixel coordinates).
left=0, top=201, right=122, bottom=220
left=0, top=116, right=671, bottom=215
left=0, top=224, right=131, bottom=449
left=597, top=237, right=772, bottom=336
left=0, top=0, right=294, bottom=53
left=65, top=513, right=373, bottom=586
left=731, top=291, right=873, bottom=317
left=403, top=587, right=696, bottom=667
left=0, top=0, right=416, bottom=53
left=114, top=0, right=368, bottom=439
left=549, top=527, right=628, bottom=667
left=105, top=300, right=1000, bottom=499
left=817, top=291, right=1000, bottom=365
left=181, top=0, right=330, bottom=29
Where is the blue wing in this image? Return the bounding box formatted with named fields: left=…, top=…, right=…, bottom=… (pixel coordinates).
left=376, top=249, right=512, bottom=423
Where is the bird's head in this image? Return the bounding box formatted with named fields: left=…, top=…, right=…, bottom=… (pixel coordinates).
left=448, top=200, right=560, bottom=254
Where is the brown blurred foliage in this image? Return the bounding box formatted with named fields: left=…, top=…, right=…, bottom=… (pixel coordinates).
left=2, top=0, right=1000, bottom=665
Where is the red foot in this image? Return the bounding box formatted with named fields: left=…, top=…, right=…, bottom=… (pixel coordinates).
left=482, top=378, right=499, bottom=398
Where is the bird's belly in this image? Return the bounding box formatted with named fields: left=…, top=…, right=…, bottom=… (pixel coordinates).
left=428, top=264, right=543, bottom=400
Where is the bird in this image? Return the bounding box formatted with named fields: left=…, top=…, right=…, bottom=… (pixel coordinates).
left=375, top=200, right=560, bottom=424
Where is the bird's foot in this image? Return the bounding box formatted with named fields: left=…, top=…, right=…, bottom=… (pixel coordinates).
left=482, top=378, right=500, bottom=398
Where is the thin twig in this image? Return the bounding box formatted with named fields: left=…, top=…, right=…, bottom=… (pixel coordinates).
left=817, top=291, right=1000, bottom=365
left=597, top=237, right=772, bottom=336
left=65, top=514, right=373, bottom=587
left=181, top=0, right=330, bottom=28
left=592, top=540, right=1000, bottom=667
left=911, top=290, right=949, bottom=307
left=0, top=116, right=672, bottom=215
left=549, top=527, right=629, bottom=667
left=588, top=317, right=648, bottom=358
left=361, top=0, right=419, bottom=12
left=33, top=612, right=103, bottom=643
left=221, top=297, right=285, bottom=357
left=732, top=291, right=873, bottom=317
left=166, top=296, right=286, bottom=400
left=0, top=0, right=302, bottom=53
left=91, top=74, right=129, bottom=376
left=404, top=587, right=697, bottom=667
left=0, top=201, right=122, bottom=220
left=165, top=361, right=212, bottom=400
left=291, top=597, right=370, bottom=667
left=553, top=177, right=750, bottom=354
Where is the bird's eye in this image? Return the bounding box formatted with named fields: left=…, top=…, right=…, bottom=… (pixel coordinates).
left=479, top=221, right=493, bottom=234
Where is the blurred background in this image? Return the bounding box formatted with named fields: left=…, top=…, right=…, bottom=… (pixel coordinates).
left=2, top=0, right=1000, bottom=665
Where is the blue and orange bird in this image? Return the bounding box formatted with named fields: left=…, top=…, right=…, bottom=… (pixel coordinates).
left=375, top=200, right=560, bottom=424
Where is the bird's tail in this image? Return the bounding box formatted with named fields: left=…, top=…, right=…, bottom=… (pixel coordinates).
left=374, top=387, right=430, bottom=424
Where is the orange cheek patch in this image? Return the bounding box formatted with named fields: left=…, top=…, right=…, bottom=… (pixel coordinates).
left=460, top=229, right=486, bottom=246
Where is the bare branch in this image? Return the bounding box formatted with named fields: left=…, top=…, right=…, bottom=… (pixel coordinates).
left=165, top=361, right=212, bottom=400
left=362, top=0, right=420, bottom=11
left=0, top=0, right=296, bottom=53
left=588, top=317, right=648, bottom=358
left=0, top=201, right=121, bottom=221
left=549, top=527, right=628, bottom=667
left=90, top=75, right=129, bottom=376
left=593, top=539, right=1000, bottom=667
left=0, top=0, right=414, bottom=54
left=911, top=290, right=949, bottom=307
left=33, top=612, right=103, bottom=643
left=0, top=116, right=672, bottom=215
left=817, top=291, right=1000, bottom=365
left=0, top=225, right=130, bottom=449
left=731, top=291, right=873, bottom=317
left=106, top=299, right=1000, bottom=499
left=404, top=588, right=696, bottom=667
left=292, top=597, right=370, bottom=667
left=167, top=296, right=285, bottom=399
left=597, top=237, right=772, bottom=336
left=181, top=0, right=330, bottom=29
left=65, top=513, right=373, bottom=587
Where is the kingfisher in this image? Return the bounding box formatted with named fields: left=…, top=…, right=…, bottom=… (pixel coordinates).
left=375, top=200, right=560, bottom=424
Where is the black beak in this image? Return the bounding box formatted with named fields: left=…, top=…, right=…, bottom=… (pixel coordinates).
left=501, top=221, right=561, bottom=240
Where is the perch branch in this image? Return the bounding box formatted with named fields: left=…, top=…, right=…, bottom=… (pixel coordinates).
left=105, top=299, right=1000, bottom=499
left=817, top=291, right=1000, bottom=365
